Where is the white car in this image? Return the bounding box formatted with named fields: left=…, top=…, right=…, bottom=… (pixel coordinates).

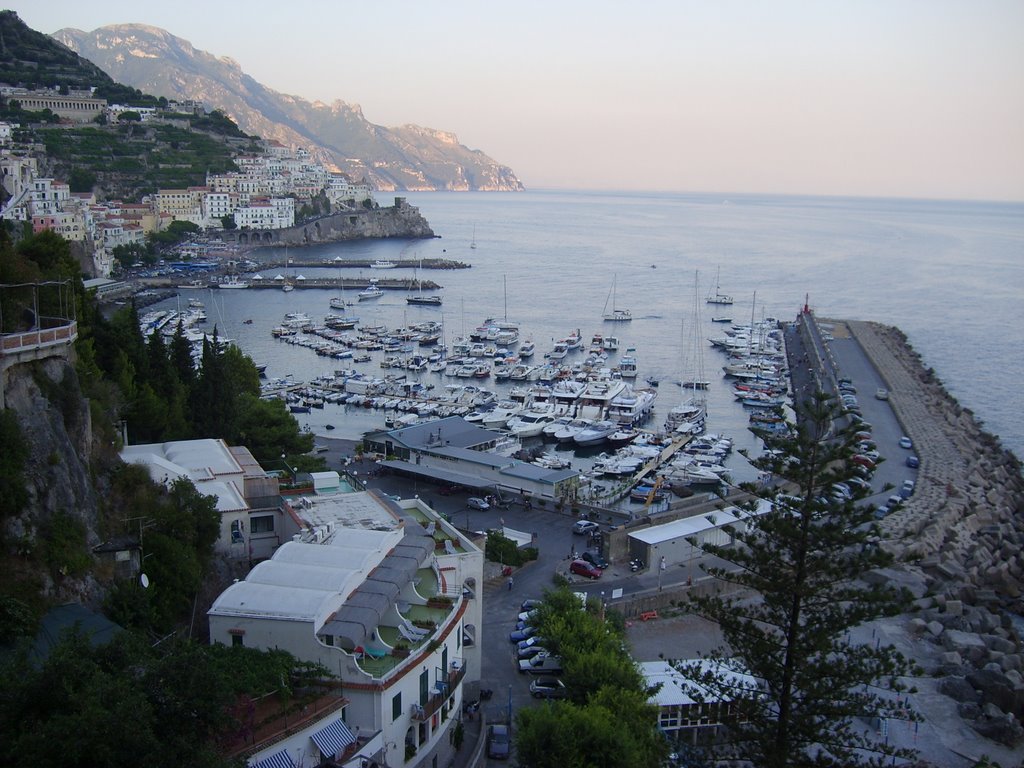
left=572, top=519, right=599, bottom=535
left=898, top=436, right=913, bottom=449
left=467, top=496, right=490, bottom=510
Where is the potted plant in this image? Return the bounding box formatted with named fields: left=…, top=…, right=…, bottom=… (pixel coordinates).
left=392, top=641, right=411, bottom=658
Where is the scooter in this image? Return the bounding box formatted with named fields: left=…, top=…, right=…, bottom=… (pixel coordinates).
left=630, top=558, right=645, bottom=572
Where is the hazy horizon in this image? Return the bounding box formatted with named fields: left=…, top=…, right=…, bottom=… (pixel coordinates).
left=5, top=1, right=1023, bottom=202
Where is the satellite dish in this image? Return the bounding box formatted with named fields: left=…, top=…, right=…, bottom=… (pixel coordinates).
left=140, top=573, right=150, bottom=589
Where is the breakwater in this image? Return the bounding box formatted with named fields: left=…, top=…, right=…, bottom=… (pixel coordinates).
left=851, top=320, right=1024, bottom=747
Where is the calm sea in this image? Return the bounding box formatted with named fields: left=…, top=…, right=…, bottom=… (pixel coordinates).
left=160, top=190, right=1024, bottom=462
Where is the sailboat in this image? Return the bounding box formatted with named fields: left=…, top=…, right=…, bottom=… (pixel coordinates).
left=705, top=266, right=733, bottom=305
left=406, top=257, right=442, bottom=306
left=281, top=247, right=294, bottom=292
left=329, top=256, right=351, bottom=309
left=666, top=272, right=708, bottom=436
left=602, top=274, right=632, bottom=321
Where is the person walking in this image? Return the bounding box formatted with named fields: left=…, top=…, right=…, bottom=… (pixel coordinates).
left=507, top=575, right=514, bottom=591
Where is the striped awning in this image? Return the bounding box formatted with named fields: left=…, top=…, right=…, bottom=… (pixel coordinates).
left=311, top=717, right=356, bottom=758
left=250, top=748, right=295, bottom=768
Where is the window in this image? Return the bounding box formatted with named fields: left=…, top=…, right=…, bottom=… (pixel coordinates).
left=419, top=669, right=429, bottom=706
left=251, top=515, right=274, bottom=534
left=392, top=692, right=402, bottom=722
left=232, top=634, right=243, bottom=647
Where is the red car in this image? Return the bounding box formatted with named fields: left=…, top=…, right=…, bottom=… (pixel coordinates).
left=569, top=559, right=603, bottom=579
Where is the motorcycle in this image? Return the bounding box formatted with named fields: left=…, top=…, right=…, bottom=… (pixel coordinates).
left=630, top=558, right=645, bottom=572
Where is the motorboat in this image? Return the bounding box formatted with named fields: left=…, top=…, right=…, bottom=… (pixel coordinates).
left=618, top=354, right=638, bottom=379
left=574, top=419, right=619, bottom=446
left=553, top=418, right=592, bottom=443
left=519, top=340, right=536, bottom=358
left=542, top=415, right=574, bottom=439
left=358, top=282, right=385, bottom=301
left=371, top=260, right=398, bottom=269
left=506, top=408, right=559, bottom=438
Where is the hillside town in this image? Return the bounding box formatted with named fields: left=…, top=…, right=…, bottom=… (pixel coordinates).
left=0, top=84, right=374, bottom=277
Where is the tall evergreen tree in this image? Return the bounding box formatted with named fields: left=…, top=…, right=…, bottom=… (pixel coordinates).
left=683, top=392, right=917, bottom=767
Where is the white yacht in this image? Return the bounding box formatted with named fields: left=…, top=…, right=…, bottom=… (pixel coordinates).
left=358, top=282, right=384, bottom=301
left=574, top=419, right=619, bottom=446
left=506, top=407, right=559, bottom=438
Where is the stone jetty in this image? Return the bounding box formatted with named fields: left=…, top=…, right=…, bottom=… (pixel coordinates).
left=849, top=320, right=1024, bottom=747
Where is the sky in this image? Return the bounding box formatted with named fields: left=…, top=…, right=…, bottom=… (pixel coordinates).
left=6, top=1, right=1024, bottom=201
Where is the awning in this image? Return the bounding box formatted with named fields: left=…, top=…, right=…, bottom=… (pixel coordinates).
left=250, top=748, right=295, bottom=768
left=311, top=717, right=356, bottom=758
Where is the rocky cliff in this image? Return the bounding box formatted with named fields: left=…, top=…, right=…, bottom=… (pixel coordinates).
left=52, top=24, right=524, bottom=193
left=2, top=355, right=107, bottom=605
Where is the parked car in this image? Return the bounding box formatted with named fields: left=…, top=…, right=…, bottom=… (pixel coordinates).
left=518, top=643, right=549, bottom=660
left=509, top=624, right=537, bottom=643
left=887, top=494, right=903, bottom=510
left=572, top=519, right=600, bottom=535
left=569, top=559, right=603, bottom=579
left=852, top=454, right=876, bottom=469
left=467, top=496, right=490, bottom=510
left=517, top=635, right=545, bottom=653
left=875, top=388, right=889, bottom=400
left=900, top=480, right=916, bottom=498
left=517, top=609, right=538, bottom=623
left=530, top=677, right=568, bottom=699
left=518, top=653, right=564, bottom=674
left=898, top=436, right=913, bottom=449
left=487, top=724, right=511, bottom=760
left=520, top=599, right=544, bottom=613
left=906, top=455, right=920, bottom=469
left=581, top=551, right=609, bottom=569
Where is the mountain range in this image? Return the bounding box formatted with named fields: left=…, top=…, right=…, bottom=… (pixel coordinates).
left=53, top=24, right=523, bottom=193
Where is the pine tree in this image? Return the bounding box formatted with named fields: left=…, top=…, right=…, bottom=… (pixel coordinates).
left=683, top=392, right=918, bottom=767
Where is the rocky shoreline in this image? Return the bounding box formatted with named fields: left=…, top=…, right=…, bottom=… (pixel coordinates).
left=849, top=320, right=1024, bottom=749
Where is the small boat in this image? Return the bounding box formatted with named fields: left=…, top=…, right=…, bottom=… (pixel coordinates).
left=358, top=282, right=384, bottom=301
left=371, top=260, right=397, bottom=269
left=406, top=294, right=442, bottom=306
left=711, top=316, right=733, bottom=323
left=243, top=318, right=254, bottom=324
left=325, top=424, right=335, bottom=430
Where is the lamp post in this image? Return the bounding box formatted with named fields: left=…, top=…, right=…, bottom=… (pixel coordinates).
left=281, top=453, right=295, bottom=484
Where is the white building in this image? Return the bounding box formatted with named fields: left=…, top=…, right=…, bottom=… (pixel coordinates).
left=640, top=659, right=758, bottom=741
left=234, top=196, right=294, bottom=230
left=209, top=490, right=483, bottom=768
left=119, top=438, right=282, bottom=560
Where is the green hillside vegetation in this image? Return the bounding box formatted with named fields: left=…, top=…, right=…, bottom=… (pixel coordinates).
left=0, top=10, right=161, bottom=107
left=36, top=120, right=240, bottom=198
left=0, top=226, right=329, bottom=766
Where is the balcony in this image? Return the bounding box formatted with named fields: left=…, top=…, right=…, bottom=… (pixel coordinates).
left=410, top=660, right=467, bottom=722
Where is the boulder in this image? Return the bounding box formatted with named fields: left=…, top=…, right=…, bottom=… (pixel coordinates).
left=940, top=675, right=979, bottom=703
left=944, top=630, right=989, bottom=663
left=972, top=712, right=1024, bottom=747
left=966, top=667, right=1024, bottom=716
left=927, top=621, right=945, bottom=638
left=985, top=635, right=1018, bottom=655
left=945, top=599, right=964, bottom=617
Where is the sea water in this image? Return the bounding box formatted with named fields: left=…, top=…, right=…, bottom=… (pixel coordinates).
left=161, top=190, right=1024, bottom=460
